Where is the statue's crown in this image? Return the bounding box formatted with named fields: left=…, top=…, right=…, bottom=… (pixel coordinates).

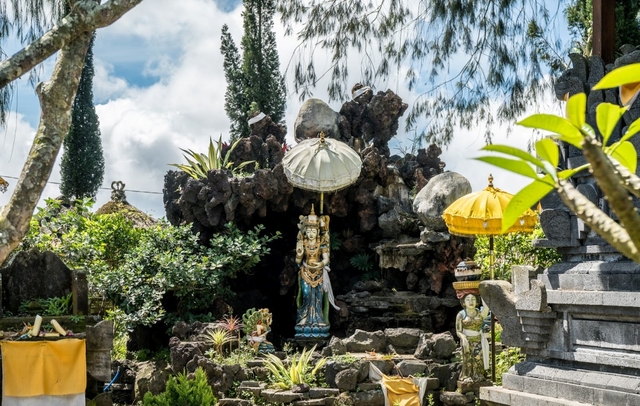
left=304, top=204, right=319, bottom=227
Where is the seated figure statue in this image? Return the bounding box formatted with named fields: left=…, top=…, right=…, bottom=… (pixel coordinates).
left=456, top=293, right=490, bottom=382
left=245, top=308, right=275, bottom=354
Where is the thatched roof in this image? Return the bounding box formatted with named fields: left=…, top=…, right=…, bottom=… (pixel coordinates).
left=95, top=200, right=157, bottom=228
left=94, top=181, right=157, bottom=228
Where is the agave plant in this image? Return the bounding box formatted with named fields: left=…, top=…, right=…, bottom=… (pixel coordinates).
left=169, top=136, right=256, bottom=179
left=206, top=329, right=233, bottom=356
left=216, top=314, right=243, bottom=351
left=262, top=345, right=326, bottom=390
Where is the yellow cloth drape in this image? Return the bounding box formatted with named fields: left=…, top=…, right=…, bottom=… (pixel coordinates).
left=1, top=340, right=86, bottom=397
left=381, top=376, right=421, bottom=406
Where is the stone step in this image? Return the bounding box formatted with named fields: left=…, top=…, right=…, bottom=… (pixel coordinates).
left=480, top=386, right=592, bottom=406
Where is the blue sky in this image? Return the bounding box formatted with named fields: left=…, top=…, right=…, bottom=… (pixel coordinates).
left=0, top=0, right=571, bottom=218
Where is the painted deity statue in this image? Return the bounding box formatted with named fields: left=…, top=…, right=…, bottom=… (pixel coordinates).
left=245, top=308, right=275, bottom=354
left=294, top=205, right=339, bottom=338
left=456, top=293, right=490, bottom=381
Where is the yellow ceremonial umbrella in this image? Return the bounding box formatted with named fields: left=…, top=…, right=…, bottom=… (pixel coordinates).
left=442, top=174, right=538, bottom=382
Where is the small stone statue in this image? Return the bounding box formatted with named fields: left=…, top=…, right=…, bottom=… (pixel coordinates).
left=245, top=308, right=275, bottom=354
left=294, top=205, right=339, bottom=338
left=456, top=292, right=490, bottom=382
left=110, top=181, right=128, bottom=204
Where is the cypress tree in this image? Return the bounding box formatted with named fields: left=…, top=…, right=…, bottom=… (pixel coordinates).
left=221, top=24, right=249, bottom=141
left=221, top=0, right=286, bottom=141
left=60, top=31, right=105, bottom=200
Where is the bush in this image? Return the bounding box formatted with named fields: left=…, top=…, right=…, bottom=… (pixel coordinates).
left=474, top=224, right=561, bottom=281
left=142, top=367, right=216, bottom=406
left=21, top=198, right=280, bottom=329
left=96, top=222, right=279, bottom=328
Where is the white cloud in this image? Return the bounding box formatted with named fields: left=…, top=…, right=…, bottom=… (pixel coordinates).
left=4, top=0, right=567, bottom=217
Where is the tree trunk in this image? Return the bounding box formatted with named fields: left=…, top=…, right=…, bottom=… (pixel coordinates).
left=0, top=0, right=145, bottom=265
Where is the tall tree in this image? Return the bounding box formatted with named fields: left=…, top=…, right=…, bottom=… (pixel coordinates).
left=275, top=0, right=636, bottom=148
left=60, top=31, right=105, bottom=199
left=221, top=0, right=286, bottom=141
left=221, top=24, right=249, bottom=140
left=0, top=0, right=145, bottom=266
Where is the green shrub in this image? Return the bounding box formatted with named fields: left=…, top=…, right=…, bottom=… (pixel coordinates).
left=142, top=367, right=216, bottom=406
left=495, top=347, right=525, bottom=385
left=169, top=136, right=256, bottom=179
left=21, top=198, right=280, bottom=330
left=474, top=224, right=561, bottom=281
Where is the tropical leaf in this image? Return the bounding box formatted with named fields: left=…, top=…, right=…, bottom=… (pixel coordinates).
left=607, top=141, right=638, bottom=173
left=592, top=63, right=640, bottom=90
left=517, top=114, right=583, bottom=148
left=502, top=178, right=555, bottom=232
left=481, top=145, right=545, bottom=170
left=566, top=93, right=586, bottom=129
left=619, top=117, right=640, bottom=144
left=596, top=103, right=627, bottom=146
left=558, top=165, right=590, bottom=180
left=535, top=138, right=559, bottom=167
left=474, top=156, right=539, bottom=180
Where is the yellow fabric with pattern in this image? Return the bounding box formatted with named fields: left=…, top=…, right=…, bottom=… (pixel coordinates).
left=381, top=376, right=421, bottom=406
left=1, top=340, right=86, bottom=397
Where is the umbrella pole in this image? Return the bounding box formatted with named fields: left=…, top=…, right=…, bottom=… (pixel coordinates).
left=490, top=235, right=496, bottom=382
left=320, top=192, right=324, bottom=215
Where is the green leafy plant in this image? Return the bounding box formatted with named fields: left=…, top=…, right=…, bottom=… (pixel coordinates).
left=474, top=224, right=561, bottom=281
left=330, top=232, right=342, bottom=251
left=330, top=352, right=357, bottom=363
left=142, top=367, right=216, bottom=406
left=350, top=252, right=374, bottom=272
left=206, top=340, right=255, bottom=367
left=494, top=347, right=525, bottom=385
left=476, top=63, right=640, bottom=263
left=169, top=136, right=256, bottom=179
left=217, top=314, right=243, bottom=351
left=206, top=329, right=233, bottom=356
left=96, top=223, right=279, bottom=328
left=18, top=293, right=73, bottom=316
left=263, top=345, right=326, bottom=390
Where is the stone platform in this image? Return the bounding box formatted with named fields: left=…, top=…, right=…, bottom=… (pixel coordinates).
left=480, top=260, right=640, bottom=406
left=481, top=361, right=640, bottom=405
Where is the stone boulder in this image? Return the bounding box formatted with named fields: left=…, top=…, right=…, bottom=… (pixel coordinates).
left=343, top=329, right=386, bottom=353
left=335, top=368, right=359, bottom=391
left=1, top=249, right=72, bottom=314
left=413, top=331, right=457, bottom=360
left=133, top=360, right=172, bottom=401
left=413, top=172, right=471, bottom=231
left=396, top=359, right=427, bottom=377
left=169, top=339, right=204, bottom=374
left=384, top=328, right=422, bottom=350
left=294, top=99, right=341, bottom=141
left=431, top=332, right=457, bottom=359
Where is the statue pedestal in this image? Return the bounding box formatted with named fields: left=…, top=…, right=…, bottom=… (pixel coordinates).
left=288, top=336, right=329, bottom=352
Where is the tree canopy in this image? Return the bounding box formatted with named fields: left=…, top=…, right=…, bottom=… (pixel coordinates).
left=276, top=0, right=640, bottom=148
